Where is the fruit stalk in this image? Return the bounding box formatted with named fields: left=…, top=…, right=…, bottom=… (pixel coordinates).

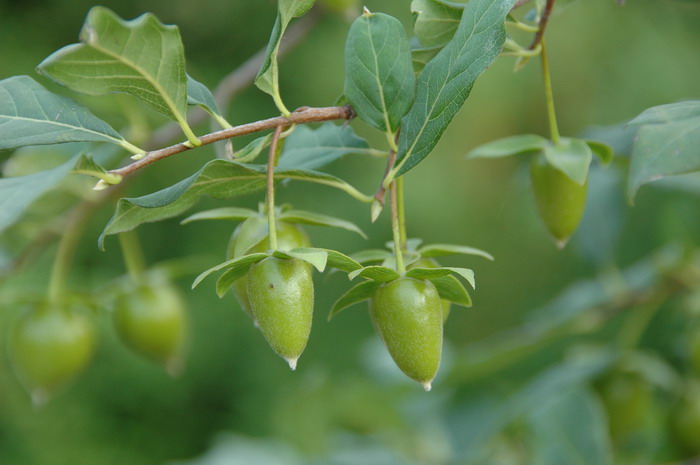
left=118, top=230, right=146, bottom=280
left=390, top=179, right=406, bottom=274
left=397, top=176, right=408, bottom=251
left=540, top=41, right=560, bottom=145
left=266, top=125, right=285, bottom=250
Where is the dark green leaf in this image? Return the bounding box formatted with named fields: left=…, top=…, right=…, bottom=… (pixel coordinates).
left=187, top=75, right=230, bottom=128
left=418, top=243, right=494, bottom=261
left=255, top=0, right=316, bottom=112
left=72, top=154, right=121, bottom=185
left=411, top=0, right=464, bottom=48
left=411, top=46, right=441, bottom=74
left=527, top=388, right=613, bottom=465
left=37, top=7, right=196, bottom=142
left=192, top=252, right=269, bottom=289
left=329, top=280, right=380, bottom=320
left=0, top=76, right=140, bottom=153
left=180, top=207, right=258, bottom=224
left=543, top=137, right=593, bottom=185
left=273, top=247, right=328, bottom=272
left=232, top=134, right=273, bottom=163
left=348, top=266, right=400, bottom=282
left=627, top=101, right=700, bottom=201
left=585, top=140, right=614, bottom=165
left=344, top=11, right=415, bottom=133
left=232, top=215, right=268, bottom=257
left=99, top=160, right=371, bottom=248
left=467, top=134, right=548, bottom=159
left=279, top=209, right=366, bottom=238
left=277, top=123, right=374, bottom=170
left=430, top=274, right=472, bottom=307
left=396, top=0, right=516, bottom=176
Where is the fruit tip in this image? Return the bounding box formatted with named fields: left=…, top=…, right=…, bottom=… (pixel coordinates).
left=286, top=357, right=298, bottom=371
left=166, top=358, right=185, bottom=377
left=31, top=390, right=49, bottom=408
left=422, top=381, right=432, bottom=392
left=555, top=237, right=570, bottom=250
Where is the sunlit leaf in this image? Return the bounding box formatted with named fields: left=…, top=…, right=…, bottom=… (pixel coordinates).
left=187, top=75, right=230, bottom=128
left=273, top=247, right=328, bottom=272
left=348, top=266, right=400, bottom=282
left=430, top=274, right=472, bottom=307
left=543, top=137, right=593, bottom=185
left=467, top=134, right=548, bottom=159
left=329, top=280, right=381, bottom=320
left=279, top=209, right=366, bottom=238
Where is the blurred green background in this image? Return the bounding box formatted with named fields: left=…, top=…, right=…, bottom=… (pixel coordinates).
left=1, top=0, right=700, bottom=464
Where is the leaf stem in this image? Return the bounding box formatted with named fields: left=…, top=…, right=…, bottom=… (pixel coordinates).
left=390, top=180, right=406, bottom=274
left=118, top=230, right=146, bottom=281
left=397, top=176, right=408, bottom=251
left=540, top=42, right=561, bottom=145
left=266, top=125, right=285, bottom=250
left=108, top=105, right=355, bottom=179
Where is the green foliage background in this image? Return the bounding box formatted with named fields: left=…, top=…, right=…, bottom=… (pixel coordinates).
left=1, top=0, right=700, bottom=464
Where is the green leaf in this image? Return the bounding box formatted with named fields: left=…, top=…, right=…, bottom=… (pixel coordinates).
left=418, top=243, right=494, bottom=261
left=350, top=249, right=392, bottom=264
left=232, top=215, right=268, bottom=257
left=585, top=140, right=614, bottom=165
left=279, top=209, right=366, bottom=238
left=180, top=207, right=258, bottom=225
left=344, top=11, right=415, bottom=133
left=72, top=154, right=122, bottom=185
left=187, top=75, right=230, bottom=128
left=323, top=248, right=363, bottom=273
left=0, top=76, right=140, bottom=153
left=412, top=0, right=464, bottom=48
left=467, top=134, right=549, bottom=159
left=277, top=123, right=374, bottom=170
left=411, top=46, right=441, bottom=74
left=99, top=159, right=371, bottom=248
left=527, top=388, right=613, bottom=465
left=627, top=101, right=700, bottom=201
left=348, top=266, right=400, bottom=282
left=192, top=252, right=269, bottom=290
left=232, top=134, right=273, bottom=163
left=430, top=274, right=471, bottom=307
left=273, top=247, right=328, bottom=272
left=37, top=7, right=197, bottom=143
left=543, top=137, right=593, bottom=185
left=445, top=267, right=476, bottom=289
left=255, top=0, right=316, bottom=114
left=0, top=155, right=76, bottom=234
left=396, top=0, right=516, bottom=176
left=329, top=280, right=381, bottom=321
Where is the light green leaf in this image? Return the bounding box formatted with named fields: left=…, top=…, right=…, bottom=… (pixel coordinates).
left=411, top=0, right=464, bottom=48
left=279, top=209, right=366, bottom=238
left=528, top=388, right=613, bottom=465
left=187, top=75, right=230, bottom=128
left=396, top=0, right=516, bottom=176
left=255, top=0, right=316, bottom=114
left=232, top=215, right=268, bottom=257
left=37, top=7, right=198, bottom=144
left=192, top=252, right=269, bottom=290
left=445, top=267, right=476, bottom=289
left=627, top=101, right=700, bottom=201
left=585, top=140, right=614, bottom=165
left=180, top=207, right=258, bottom=225
left=72, top=154, right=122, bottom=185
left=467, top=134, right=549, bottom=159
left=0, top=156, right=76, bottom=233
left=430, top=274, right=472, bottom=307
left=543, top=137, right=593, bottom=185
left=0, top=76, right=140, bottom=153
left=348, top=266, right=400, bottom=282
left=99, top=159, right=371, bottom=248
left=418, top=243, right=494, bottom=261
left=329, top=280, right=381, bottom=321
left=323, top=248, right=362, bottom=273
left=344, top=11, right=415, bottom=133
left=277, top=123, right=374, bottom=170
left=405, top=267, right=452, bottom=280
left=350, top=249, right=392, bottom=264
left=273, top=247, right=328, bottom=272
left=233, top=134, right=273, bottom=163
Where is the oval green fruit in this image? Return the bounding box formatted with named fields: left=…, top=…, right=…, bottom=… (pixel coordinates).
left=228, top=219, right=310, bottom=322
left=369, top=277, right=443, bottom=390
left=113, top=281, right=187, bottom=375
left=246, top=256, right=314, bottom=369
left=8, top=304, right=96, bottom=406
left=530, top=154, right=588, bottom=248
left=409, top=258, right=452, bottom=323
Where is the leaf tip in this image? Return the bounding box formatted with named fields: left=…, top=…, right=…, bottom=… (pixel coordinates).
left=370, top=200, right=383, bottom=223
left=93, top=180, right=110, bottom=191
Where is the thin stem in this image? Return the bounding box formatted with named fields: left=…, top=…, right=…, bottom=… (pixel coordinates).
left=108, top=106, right=354, bottom=180
left=390, top=180, right=406, bottom=274
left=118, top=231, right=146, bottom=281
left=528, top=0, right=556, bottom=50
left=397, top=176, right=408, bottom=251
left=266, top=125, right=285, bottom=250
left=540, top=42, right=561, bottom=145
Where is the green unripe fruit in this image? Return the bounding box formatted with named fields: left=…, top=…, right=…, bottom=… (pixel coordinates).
left=246, top=256, right=314, bottom=369
left=113, top=282, right=187, bottom=375
left=369, top=277, right=443, bottom=390
left=598, top=371, right=653, bottom=441
left=530, top=154, right=588, bottom=248
left=409, top=258, right=452, bottom=323
left=8, top=304, right=96, bottom=406
left=228, top=219, right=310, bottom=322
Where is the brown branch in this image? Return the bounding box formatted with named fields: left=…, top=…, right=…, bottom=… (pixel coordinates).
left=108, top=105, right=355, bottom=179
left=149, top=8, right=322, bottom=149
left=528, top=0, right=556, bottom=50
